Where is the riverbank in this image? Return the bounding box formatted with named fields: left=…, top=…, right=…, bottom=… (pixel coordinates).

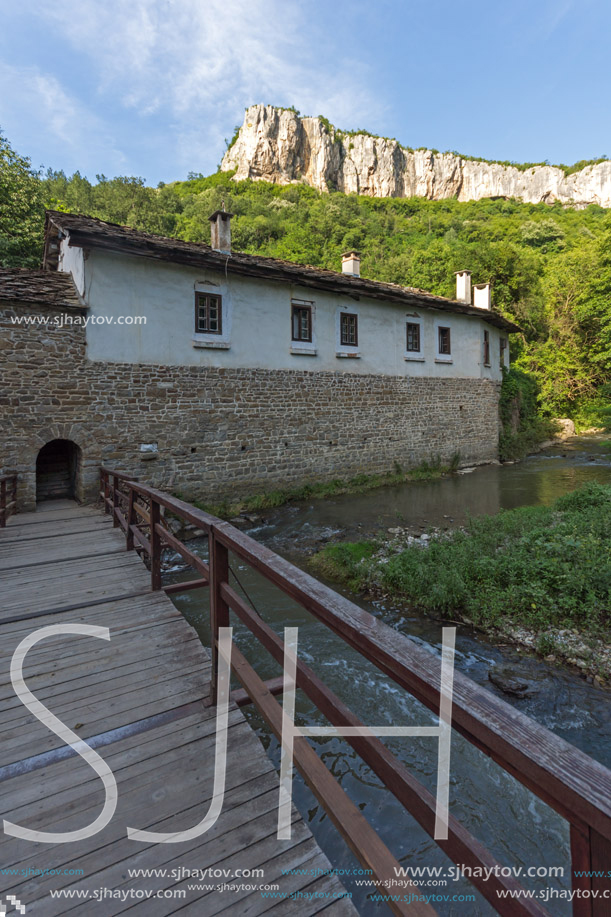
left=311, top=482, right=611, bottom=680
left=187, top=454, right=462, bottom=519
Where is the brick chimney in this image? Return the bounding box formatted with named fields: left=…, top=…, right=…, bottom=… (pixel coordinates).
left=209, top=209, right=234, bottom=253
left=342, top=251, right=361, bottom=278
left=473, top=282, right=491, bottom=310
left=454, top=270, right=472, bottom=304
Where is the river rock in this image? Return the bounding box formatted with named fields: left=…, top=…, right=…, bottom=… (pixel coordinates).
left=488, top=667, right=538, bottom=698
left=555, top=418, right=576, bottom=438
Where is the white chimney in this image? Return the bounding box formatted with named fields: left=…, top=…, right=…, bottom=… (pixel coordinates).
left=473, top=282, right=491, bottom=310
left=209, top=209, right=234, bottom=253
left=342, top=251, right=361, bottom=278
left=455, top=270, right=472, bottom=304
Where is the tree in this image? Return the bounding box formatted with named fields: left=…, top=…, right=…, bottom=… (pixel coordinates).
left=0, top=131, right=46, bottom=267
left=518, top=229, right=611, bottom=413
left=520, top=219, right=565, bottom=252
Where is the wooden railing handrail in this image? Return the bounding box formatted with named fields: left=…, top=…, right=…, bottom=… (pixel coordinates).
left=98, top=466, right=139, bottom=484
left=99, top=467, right=611, bottom=914
left=125, top=480, right=221, bottom=530
left=214, top=520, right=611, bottom=839
left=222, top=578, right=549, bottom=912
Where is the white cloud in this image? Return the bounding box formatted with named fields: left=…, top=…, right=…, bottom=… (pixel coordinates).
left=0, top=61, right=126, bottom=173
left=33, top=0, right=381, bottom=175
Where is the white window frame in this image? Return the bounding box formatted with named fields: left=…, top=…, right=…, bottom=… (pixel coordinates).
left=192, top=282, right=231, bottom=350
left=404, top=315, right=424, bottom=362
left=434, top=321, right=453, bottom=363
left=336, top=305, right=360, bottom=359
left=290, top=298, right=317, bottom=355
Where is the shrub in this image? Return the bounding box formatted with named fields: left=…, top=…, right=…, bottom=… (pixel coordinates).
left=314, top=483, right=611, bottom=635
left=499, top=367, right=557, bottom=461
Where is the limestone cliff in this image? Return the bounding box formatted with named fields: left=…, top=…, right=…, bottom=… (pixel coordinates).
left=221, top=105, right=611, bottom=208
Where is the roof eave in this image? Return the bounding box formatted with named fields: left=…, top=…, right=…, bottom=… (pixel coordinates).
left=48, top=213, right=521, bottom=333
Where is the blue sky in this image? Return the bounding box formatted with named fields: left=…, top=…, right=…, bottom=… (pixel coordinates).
left=0, top=0, right=609, bottom=186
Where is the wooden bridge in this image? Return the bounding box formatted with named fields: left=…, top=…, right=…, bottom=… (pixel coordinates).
left=0, top=469, right=610, bottom=916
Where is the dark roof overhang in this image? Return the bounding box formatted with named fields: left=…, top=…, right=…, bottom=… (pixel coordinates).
left=44, top=211, right=521, bottom=333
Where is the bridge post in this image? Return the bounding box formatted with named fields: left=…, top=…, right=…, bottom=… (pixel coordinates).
left=150, top=497, right=162, bottom=590
left=571, top=824, right=594, bottom=915
left=126, top=486, right=135, bottom=551
left=101, top=470, right=110, bottom=514
left=209, top=529, right=229, bottom=706
left=589, top=827, right=611, bottom=915
left=571, top=822, right=611, bottom=914
left=112, top=474, right=119, bottom=527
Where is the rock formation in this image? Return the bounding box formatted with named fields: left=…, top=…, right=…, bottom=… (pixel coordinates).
left=221, top=105, right=611, bottom=208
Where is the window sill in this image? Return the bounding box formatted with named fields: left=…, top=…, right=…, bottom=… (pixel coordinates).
left=290, top=346, right=317, bottom=356
left=336, top=351, right=360, bottom=359
left=192, top=339, right=231, bottom=350
left=435, top=357, right=453, bottom=364
left=404, top=355, right=425, bottom=362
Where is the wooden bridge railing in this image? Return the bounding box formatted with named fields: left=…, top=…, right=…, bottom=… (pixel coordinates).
left=0, top=473, right=17, bottom=527
left=99, top=467, right=611, bottom=917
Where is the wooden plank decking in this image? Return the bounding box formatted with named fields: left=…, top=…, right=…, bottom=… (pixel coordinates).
left=0, top=500, right=357, bottom=916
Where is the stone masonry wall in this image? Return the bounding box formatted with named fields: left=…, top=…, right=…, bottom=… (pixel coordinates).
left=1, top=302, right=501, bottom=511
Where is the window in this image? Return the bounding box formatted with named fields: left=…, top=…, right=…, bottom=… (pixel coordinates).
left=292, top=304, right=312, bottom=342
left=340, top=312, right=358, bottom=347
left=438, top=326, right=451, bottom=355
left=483, top=329, right=490, bottom=366
left=500, top=336, right=507, bottom=367
left=404, top=317, right=424, bottom=361
left=195, top=292, right=222, bottom=334
left=406, top=322, right=421, bottom=353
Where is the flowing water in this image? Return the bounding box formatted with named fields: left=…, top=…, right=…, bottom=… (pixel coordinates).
left=168, top=436, right=611, bottom=914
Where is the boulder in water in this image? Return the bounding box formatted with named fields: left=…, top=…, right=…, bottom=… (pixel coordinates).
left=488, top=667, right=538, bottom=698
left=555, top=418, right=576, bottom=439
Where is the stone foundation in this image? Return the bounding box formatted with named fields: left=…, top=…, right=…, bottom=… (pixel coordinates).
left=1, top=301, right=501, bottom=511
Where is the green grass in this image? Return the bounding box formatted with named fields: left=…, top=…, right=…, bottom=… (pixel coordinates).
left=311, top=483, right=611, bottom=636
left=181, top=455, right=461, bottom=519
left=312, top=541, right=378, bottom=590
left=535, top=633, right=559, bottom=656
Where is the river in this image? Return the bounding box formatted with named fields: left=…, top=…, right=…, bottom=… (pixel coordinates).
left=167, top=435, right=611, bottom=915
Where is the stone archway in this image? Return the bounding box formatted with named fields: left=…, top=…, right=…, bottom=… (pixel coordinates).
left=36, top=439, right=82, bottom=502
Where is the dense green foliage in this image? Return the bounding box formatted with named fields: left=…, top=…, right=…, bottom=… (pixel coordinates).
left=498, top=368, right=558, bottom=461
left=0, top=132, right=47, bottom=267
left=1, top=129, right=609, bottom=421
left=312, top=483, right=611, bottom=635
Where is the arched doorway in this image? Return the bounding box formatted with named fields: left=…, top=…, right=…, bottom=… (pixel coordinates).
left=36, top=439, right=81, bottom=502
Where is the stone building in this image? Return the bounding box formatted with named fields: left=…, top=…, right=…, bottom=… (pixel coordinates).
left=0, top=210, right=518, bottom=510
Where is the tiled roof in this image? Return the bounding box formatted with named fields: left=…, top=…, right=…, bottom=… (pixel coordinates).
left=0, top=267, right=83, bottom=308
left=45, top=211, right=520, bottom=332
